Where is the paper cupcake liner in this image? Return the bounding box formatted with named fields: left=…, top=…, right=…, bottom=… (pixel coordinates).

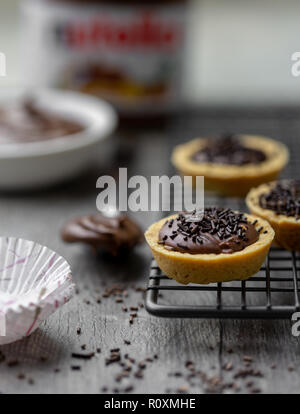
left=0, top=237, right=75, bottom=345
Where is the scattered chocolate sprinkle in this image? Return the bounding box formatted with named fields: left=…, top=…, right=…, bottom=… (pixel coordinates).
left=71, top=366, right=81, bottom=371
left=134, top=370, right=144, bottom=379
left=124, top=386, right=134, bottom=393
left=185, top=361, right=195, bottom=371
left=106, top=350, right=121, bottom=366
left=115, top=374, right=123, bottom=382
left=234, top=369, right=263, bottom=379
left=72, top=352, right=95, bottom=360
left=251, top=388, right=261, bottom=394
left=169, top=372, right=182, bottom=377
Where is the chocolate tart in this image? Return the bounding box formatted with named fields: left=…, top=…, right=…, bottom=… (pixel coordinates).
left=246, top=180, right=300, bottom=251
left=171, top=134, right=289, bottom=197
left=145, top=208, right=274, bottom=284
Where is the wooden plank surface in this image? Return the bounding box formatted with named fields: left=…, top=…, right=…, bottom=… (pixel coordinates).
left=0, top=110, right=299, bottom=394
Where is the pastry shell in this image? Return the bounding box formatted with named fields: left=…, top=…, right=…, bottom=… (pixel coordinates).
left=171, top=135, right=289, bottom=197
left=246, top=182, right=300, bottom=251
left=145, top=213, right=274, bottom=285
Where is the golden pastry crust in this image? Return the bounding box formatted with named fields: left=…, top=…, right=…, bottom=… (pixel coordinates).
left=246, top=182, right=300, bottom=251
left=171, top=135, right=289, bottom=197
left=145, top=213, right=274, bottom=284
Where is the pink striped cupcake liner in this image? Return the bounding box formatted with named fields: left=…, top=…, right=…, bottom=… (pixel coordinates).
left=0, top=237, right=75, bottom=345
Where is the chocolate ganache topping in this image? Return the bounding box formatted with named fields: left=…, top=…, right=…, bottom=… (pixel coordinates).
left=61, top=213, right=144, bottom=256
left=259, top=180, right=300, bottom=219
left=0, top=99, right=84, bottom=144
left=159, top=208, right=260, bottom=254
left=192, top=134, right=267, bottom=166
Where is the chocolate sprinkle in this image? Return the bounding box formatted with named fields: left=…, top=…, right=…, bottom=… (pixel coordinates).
left=71, top=352, right=95, bottom=360
left=259, top=180, right=300, bottom=218
left=192, top=134, right=267, bottom=166
left=159, top=207, right=259, bottom=254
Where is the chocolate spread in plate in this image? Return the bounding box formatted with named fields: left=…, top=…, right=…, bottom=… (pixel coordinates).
left=0, top=99, right=84, bottom=144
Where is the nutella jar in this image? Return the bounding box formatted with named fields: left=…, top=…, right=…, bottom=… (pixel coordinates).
left=21, top=0, right=188, bottom=117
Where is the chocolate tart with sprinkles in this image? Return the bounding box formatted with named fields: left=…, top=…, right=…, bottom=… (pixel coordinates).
left=171, top=134, right=289, bottom=197
left=145, top=207, right=274, bottom=284
left=246, top=180, right=300, bottom=251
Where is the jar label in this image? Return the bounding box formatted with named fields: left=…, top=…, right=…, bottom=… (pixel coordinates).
left=22, top=0, right=188, bottom=113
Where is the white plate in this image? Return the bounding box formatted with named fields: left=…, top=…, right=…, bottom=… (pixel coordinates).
left=0, top=88, right=118, bottom=190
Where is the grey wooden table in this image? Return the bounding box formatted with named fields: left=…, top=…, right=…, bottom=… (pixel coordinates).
left=0, top=109, right=299, bottom=394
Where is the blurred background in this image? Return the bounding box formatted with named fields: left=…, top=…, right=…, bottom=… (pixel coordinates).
left=1, top=0, right=299, bottom=108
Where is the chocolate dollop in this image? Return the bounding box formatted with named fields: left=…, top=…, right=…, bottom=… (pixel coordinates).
left=259, top=180, right=300, bottom=219
left=159, top=208, right=259, bottom=254
left=192, top=134, right=267, bottom=166
left=0, top=99, right=84, bottom=144
left=61, top=213, right=144, bottom=256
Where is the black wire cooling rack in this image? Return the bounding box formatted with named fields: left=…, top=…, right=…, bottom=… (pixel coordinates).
left=145, top=247, right=300, bottom=319
left=144, top=108, right=300, bottom=319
